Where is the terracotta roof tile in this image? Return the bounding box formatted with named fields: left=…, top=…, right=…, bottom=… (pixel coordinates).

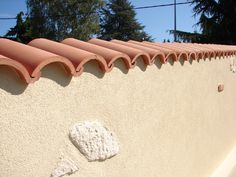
left=155, top=42, right=197, bottom=60
left=89, top=38, right=150, bottom=67
left=28, top=38, right=108, bottom=76
left=144, top=42, right=189, bottom=61
left=0, top=38, right=75, bottom=83
left=178, top=44, right=204, bottom=59
left=61, top=38, right=130, bottom=71
left=0, top=37, right=235, bottom=84
left=129, top=40, right=178, bottom=62
left=0, top=54, right=31, bottom=83
left=111, top=39, right=165, bottom=64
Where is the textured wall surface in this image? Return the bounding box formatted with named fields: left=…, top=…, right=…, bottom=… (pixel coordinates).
left=1, top=57, right=236, bottom=177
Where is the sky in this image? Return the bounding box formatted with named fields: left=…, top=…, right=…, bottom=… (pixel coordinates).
left=0, top=0, right=200, bottom=42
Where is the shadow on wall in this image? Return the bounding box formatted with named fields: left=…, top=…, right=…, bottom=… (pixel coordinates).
left=83, top=60, right=106, bottom=78
left=135, top=57, right=147, bottom=72
left=41, top=62, right=72, bottom=86
left=167, top=57, right=175, bottom=66
left=0, top=59, right=129, bottom=95
left=0, top=66, right=28, bottom=95
left=0, top=63, right=74, bottom=95
left=84, top=57, right=132, bottom=76
left=154, top=58, right=163, bottom=69
left=112, top=56, right=148, bottom=73
left=0, top=55, right=193, bottom=95
left=179, top=58, right=185, bottom=66
left=112, top=58, right=129, bottom=74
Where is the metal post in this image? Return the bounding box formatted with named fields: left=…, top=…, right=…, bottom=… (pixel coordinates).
left=174, top=0, right=177, bottom=42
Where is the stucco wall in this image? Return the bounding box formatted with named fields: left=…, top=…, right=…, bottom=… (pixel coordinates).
left=0, top=57, right=236, bottom=177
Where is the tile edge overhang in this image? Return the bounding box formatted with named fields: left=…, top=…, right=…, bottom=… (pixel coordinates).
left=0, top=37, right=236, bottom=84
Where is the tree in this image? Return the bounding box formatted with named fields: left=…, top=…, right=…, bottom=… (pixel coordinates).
left=168, top=30, right=203, bottom=43
left=4, top=12, right=32, bottom=43
left=99, top=0, right=152, bottom=41
left=171, top=0, right=236, bottom=44
left=26, top=0, right=104, bottom=41
left=192, top=0, right=236, bottom=44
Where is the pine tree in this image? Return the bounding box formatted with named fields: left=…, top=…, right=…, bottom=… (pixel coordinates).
left=99, top=0, right=152, bottom=41
left=170, top=0, right=236, bottom=44
left=192, top=0, right=236, bottom=44
left=4, top=12, right=32, bottom=43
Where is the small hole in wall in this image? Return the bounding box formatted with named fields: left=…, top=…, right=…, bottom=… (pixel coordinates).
left=218, top=84, right=224, bottom=92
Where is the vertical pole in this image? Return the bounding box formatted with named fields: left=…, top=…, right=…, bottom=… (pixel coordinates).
left=174, top=0, right=177, bottom=42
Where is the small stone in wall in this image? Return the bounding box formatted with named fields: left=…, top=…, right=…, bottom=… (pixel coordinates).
left=69, top=121, right=119, bottom=161
left=218, top=84, right=224, bottom=92
left=51, top=159, right=79, bottom=177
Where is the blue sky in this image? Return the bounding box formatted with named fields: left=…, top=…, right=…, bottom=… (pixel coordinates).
left=0, top=0, right=200, bottom=41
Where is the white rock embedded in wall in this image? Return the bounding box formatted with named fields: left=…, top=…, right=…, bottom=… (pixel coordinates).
left=69, top=121, right=119, bottom=161
left=51, top=159, right=79, bottom=177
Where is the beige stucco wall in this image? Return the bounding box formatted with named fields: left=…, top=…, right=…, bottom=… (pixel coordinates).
left=1, top=56, right=236, bottom=177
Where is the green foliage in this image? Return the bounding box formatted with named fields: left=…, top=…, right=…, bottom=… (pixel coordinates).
left=26, top=0, right=104, bottom=41
left=99, top=0, right=152, bottom=41
left=169, top=30, right=203, bottom=43
left=193, top=0, right=236, bottom=44
left=173, top=0, right=236, bottom=44
left=163, top=39, right=171, bottom=43
left=6, top=0, right=153, bottom=43
left=4, top=12, right=32, bottom=43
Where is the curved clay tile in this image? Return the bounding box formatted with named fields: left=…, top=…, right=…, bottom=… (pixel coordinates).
left=181, top=43, right=213, bottom=59
left=61, top=38, right=131, bottom=70
left=211, top=44, right=235, bottom=56
left=225, top=46, right=235, bottom=56
left=0, top=54, right=31, bottom=83
left=168, top=43, right=200, bottom=60
left=0, top=38, right=235, bottom=84
left=129, top=40, right=178, bottom=62
left=111, top=39, right=165, bottom=64
left=195, top=44, right=223, bottom=58
left=163, top=43, right=198, bottom=60
left=145, top=42, right=189, bottom=61
left=230, top=50, right=236, bottom=56
left=29, top=38, right=108, bottom=75
left=88, top=39, right=150, bottom=67
left=227, top=45, right=236, bottom=56
left=156, top=42, right=197, bottom=60
left=180, top=44, right=205, bottom=59
left=172, top=43, right=206, bottom=60
left=0, top=38, right=75, bottom=81
left=194, top=44, right=216, bottom=59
